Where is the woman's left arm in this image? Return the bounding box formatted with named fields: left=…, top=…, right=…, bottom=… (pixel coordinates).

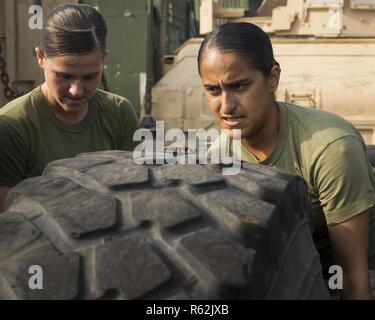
left=328, top=209, right=373, bottom=299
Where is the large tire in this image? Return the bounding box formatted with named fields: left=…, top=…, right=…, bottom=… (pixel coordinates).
left=0, top=151, right=330, bottom=300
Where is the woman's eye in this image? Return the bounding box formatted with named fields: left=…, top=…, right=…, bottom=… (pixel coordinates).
left=84, top=74, right=98, bottom=80
left=232, top=84, right=245, bottom=90
left=206, top=87, right=220, bottom=95
left=56, top=73, right=72, bottom=80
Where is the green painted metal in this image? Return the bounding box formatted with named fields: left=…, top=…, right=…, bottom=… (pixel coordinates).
left=165, top=0, right=190, bottom=54
left=83, top=0, right=252, bottom=116
left=154, top=0, right=196, bottom=54
left=84, top=0, right=149, bottom=116
left=84, top=0, right=195, bottom=116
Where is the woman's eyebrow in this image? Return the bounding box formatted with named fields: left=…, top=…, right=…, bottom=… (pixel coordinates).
left=53, top=70, right=101, bottom=77
left=203, top=83, right=219, bottom=88
left=204, top=78, right=250, bottom=87
left=222, top=78, right=251, bottom=86
left=54, top=70, right=72, bottom=75
left=83, top=71, right=101, bottom=77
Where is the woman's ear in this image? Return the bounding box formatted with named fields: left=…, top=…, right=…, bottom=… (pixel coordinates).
left=268, top=64, right=281, bottom=93
left=34, top=47, right=46, bottom=68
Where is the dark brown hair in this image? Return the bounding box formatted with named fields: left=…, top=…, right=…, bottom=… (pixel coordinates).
left=198, top=22, right=279, bottom=77
left=40, top=3, right=107, bottom=57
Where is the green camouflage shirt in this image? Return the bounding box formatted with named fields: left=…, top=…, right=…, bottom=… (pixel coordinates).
left=0, top=86, right=140, bottom=187
left=208, top=102, right=375, bottom=259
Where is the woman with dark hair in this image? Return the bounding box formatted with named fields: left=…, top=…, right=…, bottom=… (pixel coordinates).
left=0, top=4, right=140, bottom=210
left=200, top=22, right=375, bottom=299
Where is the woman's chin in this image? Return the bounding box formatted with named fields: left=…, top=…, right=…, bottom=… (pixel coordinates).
left=221, top=128, right=243, bottom=140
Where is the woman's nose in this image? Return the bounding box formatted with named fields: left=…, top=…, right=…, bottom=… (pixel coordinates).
left=69, top=81, right=84, bottom=97
left=221, top=91, right=236, bottom=114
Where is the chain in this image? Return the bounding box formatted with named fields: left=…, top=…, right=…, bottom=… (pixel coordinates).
left=0, top=36, right=15, bottom=102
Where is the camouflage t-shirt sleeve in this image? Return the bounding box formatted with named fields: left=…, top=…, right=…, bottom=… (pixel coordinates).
left=0, top=118, right=28, bottom=187
left=314, top=135, right=375, bottom=225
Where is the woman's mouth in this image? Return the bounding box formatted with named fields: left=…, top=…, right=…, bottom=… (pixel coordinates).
left=222, top=116, right=245, bottom=127
left=66, top=97, right=84, bottom=101
left=65, top=97, right=85, bottom=106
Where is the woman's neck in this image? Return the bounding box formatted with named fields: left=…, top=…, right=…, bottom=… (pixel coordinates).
left=241, top=102, right=280, bottom=161
left=41, top=83, right=89, bottom=125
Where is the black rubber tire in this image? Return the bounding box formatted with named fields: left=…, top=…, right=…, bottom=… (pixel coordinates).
left=0, top=151, right=330, bottom=300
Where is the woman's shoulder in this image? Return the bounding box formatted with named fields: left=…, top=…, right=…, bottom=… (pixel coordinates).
left=0, top=87, right=41, bottom=118
left=280, top=101, right=362, bottom=145
left=92, top=89, right=139, bottom=129
left=0, top=87, right=44, bottom=132
left=94, top=89, right=134, bottom=111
